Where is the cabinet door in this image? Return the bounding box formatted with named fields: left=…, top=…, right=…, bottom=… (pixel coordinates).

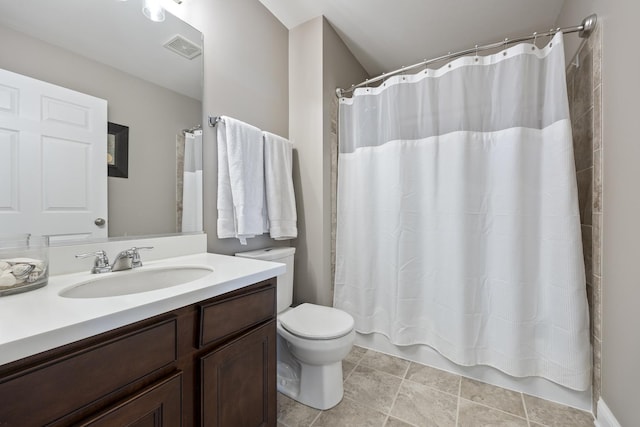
left=79, top=372, right=182, bottom=427
left=201, top=320, right=276, bottom=427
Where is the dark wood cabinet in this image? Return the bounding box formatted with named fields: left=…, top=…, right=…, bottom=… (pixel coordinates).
left=0, top=278, right=277, bottom=427
left=201, top=321, right=276, bottom=427
left=79, top=372, right=183, bottom=427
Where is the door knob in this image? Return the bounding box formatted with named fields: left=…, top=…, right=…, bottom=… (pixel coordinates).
left=94, top=218, right=106, bottom=226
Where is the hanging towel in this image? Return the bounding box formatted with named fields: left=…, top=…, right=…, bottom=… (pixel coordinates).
left=263, top=131, right=297, bottom=240
left=182, top=130, right=203, bottom=233
left=216, top=116, right=266, bottom=244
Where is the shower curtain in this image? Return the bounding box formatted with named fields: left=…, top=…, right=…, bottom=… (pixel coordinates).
left=182, top=130, right=203, bottom=232
left=334, top=33, right=591, bottom=390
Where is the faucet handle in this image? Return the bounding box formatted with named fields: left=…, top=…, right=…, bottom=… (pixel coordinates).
left=75, top=250, right=111, bottom=274
left=132, top=246, right=154, bottom=251
left=130, top=246, right=153, bottom=268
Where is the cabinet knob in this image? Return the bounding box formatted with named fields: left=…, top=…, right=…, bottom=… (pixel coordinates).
left=94, top=218, right=106, bottom=226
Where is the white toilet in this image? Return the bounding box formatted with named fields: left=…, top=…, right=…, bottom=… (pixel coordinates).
left=236, top=247, right=355, bottom=410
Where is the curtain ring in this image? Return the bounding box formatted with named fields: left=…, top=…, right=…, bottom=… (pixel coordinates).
left=532, top=32, right=538, bottom=50
left=503, top=38, right=509, bottom=56
left=474, top=45, right=479, bottom=62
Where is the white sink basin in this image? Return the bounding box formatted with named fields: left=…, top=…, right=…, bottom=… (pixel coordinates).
left=59, top=265, right=215, bottom=298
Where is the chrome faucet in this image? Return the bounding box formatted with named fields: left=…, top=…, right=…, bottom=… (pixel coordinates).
left=75, top=247, right=153, bottom=273
left=75, top=250, right=111, bottom=274
left=110, top=247, right=154, bottom=271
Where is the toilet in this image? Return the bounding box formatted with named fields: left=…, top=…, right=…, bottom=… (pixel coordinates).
left=235, top=247, right=355, bottom=410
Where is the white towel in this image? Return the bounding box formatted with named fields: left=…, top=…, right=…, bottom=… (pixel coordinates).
left=217, top=116, right=266, bottom=244
left=182, top=130, right=203, bottom=233
left=263, top=131, right=297, bottom=240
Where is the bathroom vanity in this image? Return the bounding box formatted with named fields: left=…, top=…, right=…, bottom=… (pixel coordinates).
left=0, top=248, right=284, bottom=427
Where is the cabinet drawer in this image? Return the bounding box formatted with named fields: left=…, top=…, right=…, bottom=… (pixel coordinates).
left=0, top=318, right=177, bottom=426
left=199, top=285, right=275, bottom=348
left=79, top=371, right=182, bottom=427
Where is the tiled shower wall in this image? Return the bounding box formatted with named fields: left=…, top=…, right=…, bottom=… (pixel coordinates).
left=566, top=25, right=603, bottom=412
left=176, top=133, right=186, bottom=232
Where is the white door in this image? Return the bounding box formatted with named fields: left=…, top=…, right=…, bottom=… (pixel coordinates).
left=0, top=68, right=108, bottom=240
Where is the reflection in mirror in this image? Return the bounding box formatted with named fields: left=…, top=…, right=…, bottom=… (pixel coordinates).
left=0, top=0, right=203, bottom=241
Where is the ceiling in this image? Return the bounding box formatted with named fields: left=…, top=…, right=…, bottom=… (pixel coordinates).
left=0, top=0, right=203, bottom=100
left=260, top=0, right=567, bottom=78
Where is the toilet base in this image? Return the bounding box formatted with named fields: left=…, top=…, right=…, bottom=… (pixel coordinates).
left=276, top=333, right=347, bottom=410
left=296, top=360, right=344, bottom=410
left=277, top=360, right=344, bottom=411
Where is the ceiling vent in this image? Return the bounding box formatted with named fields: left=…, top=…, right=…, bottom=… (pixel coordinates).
left=164, top=35, right=202, bottom=60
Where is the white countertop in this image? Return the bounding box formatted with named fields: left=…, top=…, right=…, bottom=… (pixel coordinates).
left=0, top=252, right=285, bottom=365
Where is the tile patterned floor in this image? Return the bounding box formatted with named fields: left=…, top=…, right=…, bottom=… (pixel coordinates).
left=277, top=346, right=594, bottom=427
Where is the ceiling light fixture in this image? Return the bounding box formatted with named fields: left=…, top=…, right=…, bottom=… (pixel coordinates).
left=142, top=0, right=165, bottom=22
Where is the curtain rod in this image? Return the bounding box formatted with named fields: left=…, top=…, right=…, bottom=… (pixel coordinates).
left=336, top=14, right=597, bottom=98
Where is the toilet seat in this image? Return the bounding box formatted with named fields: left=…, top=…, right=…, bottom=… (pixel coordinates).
left=279, top=303, right=354, bottom=340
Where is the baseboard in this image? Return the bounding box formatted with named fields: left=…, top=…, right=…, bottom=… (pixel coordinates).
left=595, top=399, right=622, bottom=427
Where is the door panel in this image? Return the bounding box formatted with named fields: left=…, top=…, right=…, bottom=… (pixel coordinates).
left=0, top=68, right=108, bottom=239
left=200, top=321, right=276, bottom=427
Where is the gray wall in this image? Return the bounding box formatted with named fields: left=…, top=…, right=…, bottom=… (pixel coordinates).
left=289, top=17, right=325, bottom=304
left=0, top=24, right=201, bottom=238
left=556, top=1, right=640, bottom=425
left=170, top=0, right=290, bottom=255
left=288, top=17, right=368, bottom=306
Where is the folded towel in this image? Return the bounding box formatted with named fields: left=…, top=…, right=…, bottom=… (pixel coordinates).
left=217, top=116, right=266, bottom=244
left=263, top=131, right=297, bottom=240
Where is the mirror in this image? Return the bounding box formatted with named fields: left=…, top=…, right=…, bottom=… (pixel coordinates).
left=0, top=0, right=203, bottom=240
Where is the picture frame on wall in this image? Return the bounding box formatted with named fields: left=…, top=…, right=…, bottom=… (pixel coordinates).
left=107, top=122, right=129, bottom=178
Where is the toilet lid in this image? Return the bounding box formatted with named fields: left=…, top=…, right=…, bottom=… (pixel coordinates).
left=279, top=303, right=354, bottom=340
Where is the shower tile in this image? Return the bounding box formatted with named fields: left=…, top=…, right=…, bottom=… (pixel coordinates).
left=390, top=380, right=457, bottom=427
left=593, top=149, right=602, bottom=213
left=572, top=108, right=593, bottom=173
left=278, top=393, right=320, bottom=427
left=593, top=337, right=602, bottom=414
left=593, top=213, right=602, bottom=276
left=360, top=350, right=410, bottom=377
left=592, top=25, right=602, bottom=89
left=404, top=362, right=461, bottom=396
left=344, top=345, right=367, bottom=364
left=459, top=377, right=525, bottom=418
left=592, top=275, right=602, bottom=340
left=524, top=394, right=594, bottom=427
left=573, top=49, right=593, bottom=120
left=566, top=67, right=575, bottom=120
left=343, top=360, right=356, bottom=380
left=343, top=365, right=402, bottom=413
left=457, top=398, right=528, bottom=427
left=593, top=85, right=602, bottom=151
left=586, top=283, right=596, bottom=339
left=580, top=225, right=593, bottom=282
left=384, top=416, right=416, bottom=427
left=576, top=169, right=593, bottom=226
left=311, top=397, right=386, bottom=427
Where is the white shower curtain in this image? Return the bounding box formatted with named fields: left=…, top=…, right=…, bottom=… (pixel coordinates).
left=182, top=130, right=203, bottom=232
left=334, top=33, right=591, bottom=390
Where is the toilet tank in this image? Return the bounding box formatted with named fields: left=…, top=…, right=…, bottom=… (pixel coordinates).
left=235, top=247, right=295, bottom=314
